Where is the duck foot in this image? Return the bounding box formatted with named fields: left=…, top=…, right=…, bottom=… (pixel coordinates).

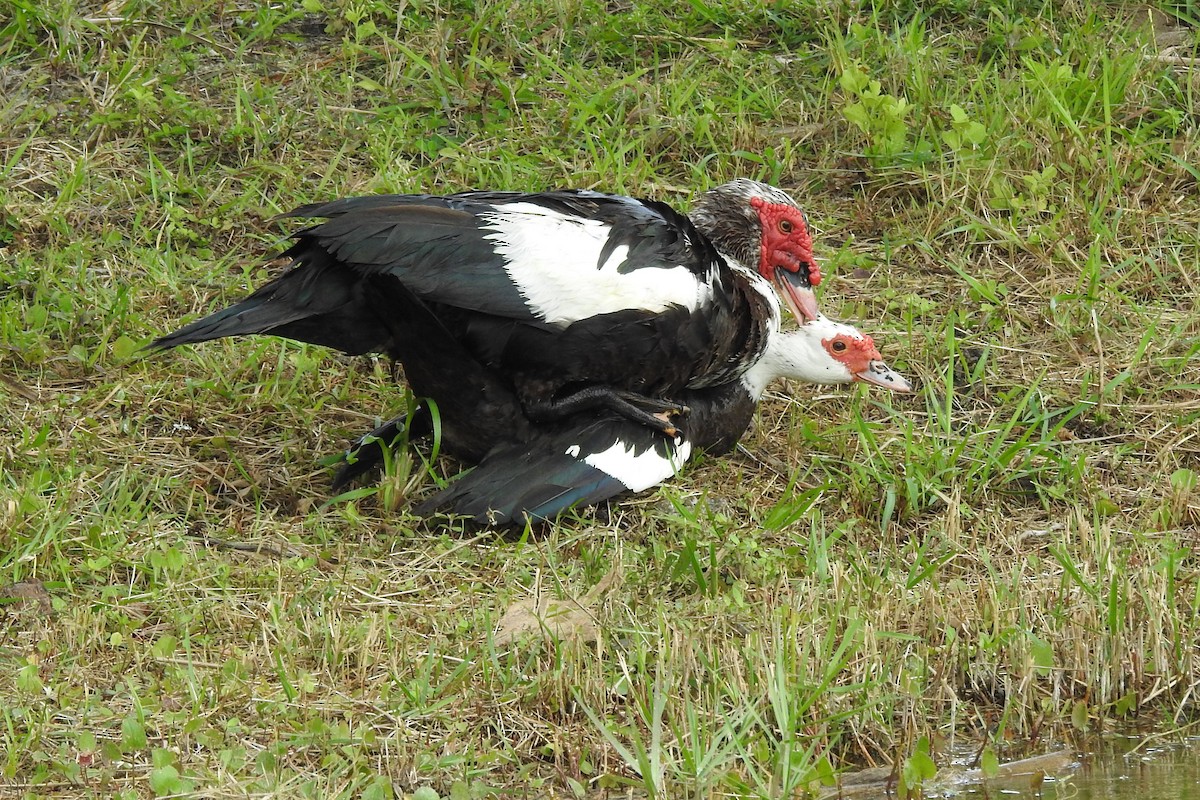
left=525, top=386, right=689, bottom=438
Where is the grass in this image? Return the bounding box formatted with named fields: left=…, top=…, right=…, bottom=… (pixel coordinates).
left=2, top=0, right=1199, bottom=796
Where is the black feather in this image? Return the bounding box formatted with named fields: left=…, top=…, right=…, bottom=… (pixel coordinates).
left=415, top=415, right=681, bottom=525
left=149, top=248, right=392, bottom=354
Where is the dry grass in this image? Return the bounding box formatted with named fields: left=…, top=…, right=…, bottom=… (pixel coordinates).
left=2, top=1, right=1200, bottom=797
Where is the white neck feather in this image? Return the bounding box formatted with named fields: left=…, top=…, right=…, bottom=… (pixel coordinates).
left=741, top=316, right=856, bottom=398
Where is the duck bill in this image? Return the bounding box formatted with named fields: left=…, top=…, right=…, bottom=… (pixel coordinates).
left=773, top=269, right=820, bottom=324
left=856, top=360, right=913, bottom=393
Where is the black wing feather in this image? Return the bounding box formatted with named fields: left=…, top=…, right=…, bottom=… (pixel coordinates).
left=416, top=417, right=688, bottom=525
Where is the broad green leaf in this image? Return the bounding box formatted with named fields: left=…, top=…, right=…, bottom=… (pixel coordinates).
left=981, top=747, right=1000, bottom=778
left=1071, top=699, right=1089, bottom=731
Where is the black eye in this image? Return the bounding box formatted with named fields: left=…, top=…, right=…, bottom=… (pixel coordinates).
left=832, top=340, right=847, bottom=353
left=778, top=219, right=793, bottom=233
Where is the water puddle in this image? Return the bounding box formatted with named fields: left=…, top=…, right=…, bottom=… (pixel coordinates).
left=1025, top=737, right=1200, bottom=800
left=826, top=736, right=1200, bottom=799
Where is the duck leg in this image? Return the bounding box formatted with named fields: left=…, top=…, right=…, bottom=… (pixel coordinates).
left=524, top=387, right=690, bottom=438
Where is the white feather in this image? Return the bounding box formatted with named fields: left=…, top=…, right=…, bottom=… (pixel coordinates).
left=739, top=315, right=856, bottom=398
left=577, top=437, right=693, bottom=492
left=481, top=203, right=709, bottom=326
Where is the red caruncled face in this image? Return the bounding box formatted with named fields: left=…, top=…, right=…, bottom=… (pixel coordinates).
left=822, top=333, right=880, bottom=374
left=750, top=197, right=821, bottom=288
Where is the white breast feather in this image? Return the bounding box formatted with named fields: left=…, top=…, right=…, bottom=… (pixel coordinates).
left=577, top=437, right=693, bottom=492
left=482, top=203, right=707, bottom=326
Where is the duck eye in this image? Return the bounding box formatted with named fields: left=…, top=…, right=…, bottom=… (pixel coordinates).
left=832, top=340, right=847, bottom=353
left=778, top=219, right=793, bottom=233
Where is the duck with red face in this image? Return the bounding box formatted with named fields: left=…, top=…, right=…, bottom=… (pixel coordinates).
left=415, top=314, right=910, bottom=525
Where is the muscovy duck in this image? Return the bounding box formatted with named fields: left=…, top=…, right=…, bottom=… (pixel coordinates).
left=151, top=180, right=823, bottom=437
left=403, top=314, right=911, bottom=524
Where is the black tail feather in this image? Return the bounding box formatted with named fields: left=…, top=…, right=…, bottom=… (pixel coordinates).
left=330, top=407, right=435, bottom=491
left=149, top=245, right=391, bottom=355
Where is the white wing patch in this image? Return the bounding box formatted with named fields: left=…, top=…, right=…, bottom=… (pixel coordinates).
left=576, top=437, right=694, bottom=492
left=481, top=203, right=707, bottom=327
